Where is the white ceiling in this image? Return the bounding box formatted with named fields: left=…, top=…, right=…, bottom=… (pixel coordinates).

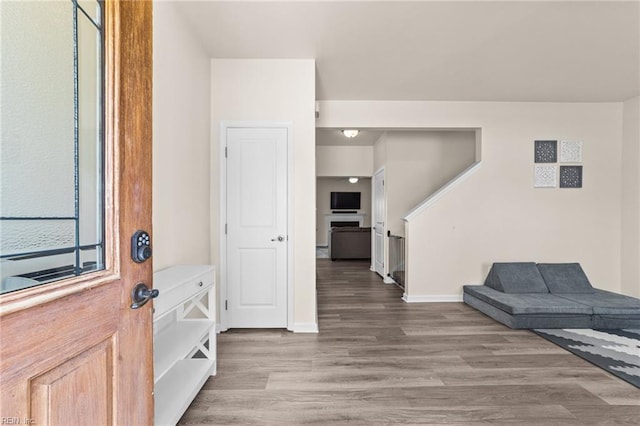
left=175, top=0, right=640, bottom=103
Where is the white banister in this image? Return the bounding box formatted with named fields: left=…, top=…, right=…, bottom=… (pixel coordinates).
left=403, top=161, right=482, bottom=222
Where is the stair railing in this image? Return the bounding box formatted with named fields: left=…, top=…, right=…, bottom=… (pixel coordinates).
left=387, top=231, right=405, bottom=290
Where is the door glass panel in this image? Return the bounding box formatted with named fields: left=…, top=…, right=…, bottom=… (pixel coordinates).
left=77, top=0, right=100, bottom=24
left=0, top=0, right=104, bottom=294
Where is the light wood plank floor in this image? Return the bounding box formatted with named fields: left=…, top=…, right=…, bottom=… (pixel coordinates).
left=179, top=259, right=640, bottom=425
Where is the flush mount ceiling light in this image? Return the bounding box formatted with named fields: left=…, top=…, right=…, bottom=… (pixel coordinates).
left=342, top=129, right=359, bottom=138
left=348, top=177, right=359, bottom=184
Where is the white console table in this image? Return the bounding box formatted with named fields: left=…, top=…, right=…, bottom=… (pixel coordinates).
left=153, top=265, right=216, bottom=426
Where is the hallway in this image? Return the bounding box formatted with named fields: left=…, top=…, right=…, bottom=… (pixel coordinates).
left=178, top=260, right=640, bottom=425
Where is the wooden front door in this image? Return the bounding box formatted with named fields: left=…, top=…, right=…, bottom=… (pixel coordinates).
left=0, top=2, right=154, bottom=424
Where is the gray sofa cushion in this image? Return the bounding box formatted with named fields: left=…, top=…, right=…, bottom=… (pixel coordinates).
left=556, top=289, right=640, bottom=315
left=537, top=263, right=594, bottom=293
left=463, top=293, right=594, bottom=329
left=463, top=285, right=592, bottom=315
left=593, top=315, right=640, bottom=329
left=464, top=262, right=640, bottom=329
left=483, top=262, right=549, bottom=293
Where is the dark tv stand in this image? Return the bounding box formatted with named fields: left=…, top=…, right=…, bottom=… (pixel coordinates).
left=332, top=211, right=357, bottom=214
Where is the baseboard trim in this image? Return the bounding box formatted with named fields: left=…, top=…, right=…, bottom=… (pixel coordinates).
left=383, top=276, right=395, bottom=284
left=402, top=294, right=463, bottom=303
left=292, top=322, right=319, bottom=333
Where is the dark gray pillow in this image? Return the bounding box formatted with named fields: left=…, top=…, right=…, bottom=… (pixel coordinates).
left=483, top=262, right=549, bottom=293
left=537, top=263, right=594, bottom=293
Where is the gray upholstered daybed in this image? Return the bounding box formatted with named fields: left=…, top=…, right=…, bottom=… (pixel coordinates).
left=463, top=262, right=640, bottom=329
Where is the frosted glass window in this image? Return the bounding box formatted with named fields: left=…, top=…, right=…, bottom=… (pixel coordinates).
left=0, top=0, right=104, bottom=294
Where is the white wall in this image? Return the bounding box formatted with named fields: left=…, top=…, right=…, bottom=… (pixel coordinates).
left=382, top=131, right=476, bottom=236
left=622, top=96, right=640, bottom=297
left=373, top=132, right=388, bottom=172
left=211, top=59, right=317, bottom=331
left=316, top=145, right=373, bottom=177
left=316, top=177, right=372, bottom=246
left=153, top=3, right=212, bottom=271
left=317, top=101, right=624, bottom=298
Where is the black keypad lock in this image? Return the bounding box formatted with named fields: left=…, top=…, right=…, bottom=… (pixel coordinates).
left=131, top=230, right=152, bottom=263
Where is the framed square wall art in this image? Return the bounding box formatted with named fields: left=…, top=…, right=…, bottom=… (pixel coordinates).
left=559, top=165, right=583, bottom=188
left=560, top=140, right=583, bottom=163
left=535, top=140, right=558, bottom=163
left=534, top=165, right=557, bottom=188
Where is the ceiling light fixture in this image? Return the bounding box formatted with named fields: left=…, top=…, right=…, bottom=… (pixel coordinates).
left=342, top=129, right=359, bottom=138
left=349, top=177, right=359, bottom=184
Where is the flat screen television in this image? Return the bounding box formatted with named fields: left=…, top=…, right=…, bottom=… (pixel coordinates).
left=331, top=192, right=361, bottom=210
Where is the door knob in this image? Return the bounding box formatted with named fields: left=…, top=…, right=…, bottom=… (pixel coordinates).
left=130, top=282, right=159, bottom=309
left=271, top=235, right=285, bottom=242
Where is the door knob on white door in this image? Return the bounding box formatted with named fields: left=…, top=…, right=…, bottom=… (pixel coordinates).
left=271, top=235, right=286, bottom=242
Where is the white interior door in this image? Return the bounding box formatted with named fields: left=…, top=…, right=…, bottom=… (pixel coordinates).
left=226, top=127, right=288, bottom=328
left=373, top=169, right=385, bottom=276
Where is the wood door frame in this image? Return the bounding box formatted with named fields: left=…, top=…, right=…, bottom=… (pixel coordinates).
left=106, top=4, right=155, bottom=422
left=0, top=1, right=153, bottom=423
left=217, top=121, right=294, bottom=332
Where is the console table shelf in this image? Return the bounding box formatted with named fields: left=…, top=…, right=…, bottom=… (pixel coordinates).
left=154, top=319, right=214, bottom=382
left=154, top=359, right=214, bottom=426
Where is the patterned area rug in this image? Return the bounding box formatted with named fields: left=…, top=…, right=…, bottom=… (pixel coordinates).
left=535, top=329, right=640, bottom=388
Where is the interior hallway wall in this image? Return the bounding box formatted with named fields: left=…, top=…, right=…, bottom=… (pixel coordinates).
left=384, top=130, right=476, bottom=237
left=316, top=145, right=373, bottom=177
left=210, top=59, right=317, bottom=331
left=153, top=2, right=212, bottom=271
left=622, top=96, right=640, bottom=297
left=318, top=101, right=623, bottom=298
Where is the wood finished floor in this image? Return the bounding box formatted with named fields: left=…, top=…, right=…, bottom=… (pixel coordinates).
left=178, top=260, right=640, bottom=425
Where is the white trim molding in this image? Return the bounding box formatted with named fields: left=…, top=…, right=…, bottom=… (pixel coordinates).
left=403, top=161, right=482, bottom=222
left=292, top=322, right=319, bottom=333
left=383, top=276, right=395, bottom=284
left=402, top=294, right=463, bottom=303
